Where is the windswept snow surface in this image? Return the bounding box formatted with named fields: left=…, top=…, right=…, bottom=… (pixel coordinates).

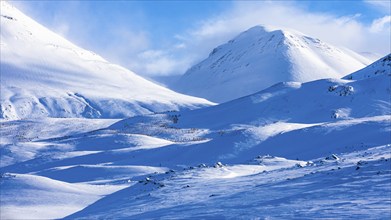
left=174, top=25, right=373, bottom=103
left=1, top=55, right=390, bottom=219
left=0, top=173, right=127, bottom=220
left=67, top=145, right=391, bottom=219
left=0, top=2, right=212, bottom=120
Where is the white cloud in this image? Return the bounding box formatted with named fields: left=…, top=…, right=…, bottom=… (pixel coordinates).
left=174, top=43, right=186, bottom=49
left=370, top=15, right=391, bottom=32
left=135, top=50, right=192, bottom=76
left=138, top=50, right=166, bottom=59
left=54, top=23, right=70, bottom=37
left=364, top=0, right=391, bottom=13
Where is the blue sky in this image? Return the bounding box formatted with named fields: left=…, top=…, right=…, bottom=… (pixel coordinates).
left=12, top=1, right=391, bottom=78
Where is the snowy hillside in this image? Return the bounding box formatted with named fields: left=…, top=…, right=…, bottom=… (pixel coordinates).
left=0, top=2, right=212, bottom=120
left=174, top=25, right=373, bottom=103
left=1, top=55, right=389, bottom=219
left=344, top=54, right=391, bottom=80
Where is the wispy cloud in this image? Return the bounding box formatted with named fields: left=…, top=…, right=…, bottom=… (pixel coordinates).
left=364, top=0, right=391, bottom=13
left=134, top=49, right=192, bottom=76
left=370, top=15, right=391, bottom=32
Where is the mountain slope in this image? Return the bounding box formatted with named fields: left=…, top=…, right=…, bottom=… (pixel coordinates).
left=100, top=55, right=390, bottom=164
left=0, top=2, right=213, bottom=120
left=174, top=25, right=372, bottom=103
left=344, top=54, right=391, bottom=80
left=1, top=55, right=389, bottom=219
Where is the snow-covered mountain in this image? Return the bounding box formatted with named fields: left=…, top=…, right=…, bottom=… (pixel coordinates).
left=1, top=2, right=390, bottom=219
left=174, top=25, right=373, bottom=103
left=103, top=54, right=390, bottom=164
left=0, top=2, right=212, bottom=120
left=1, top=55, right=389, bottom=219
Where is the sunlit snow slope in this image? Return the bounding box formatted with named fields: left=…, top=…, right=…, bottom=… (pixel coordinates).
left=1, top=55, right=389, bottom=219
left=1, top=2, right=390, bottom=219
left=0, top=2, right=212, bottom=120
left=175, top=25, right=373, bottom=103
left=64, top=55, right=390, bottom=219
left=105, top=54, right=391, bottom=165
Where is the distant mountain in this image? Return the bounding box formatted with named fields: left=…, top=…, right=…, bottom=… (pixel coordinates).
left=174, top=25, right=373, bottom=103
left=0, top=2, right=213, bottom=120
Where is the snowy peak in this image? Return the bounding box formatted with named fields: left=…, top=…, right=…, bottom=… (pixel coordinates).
left=344, top=54, right=391, bottom=80
left=207, top=26, right=331, bottom=58
left=174, top=25, right=373, bottom=103
left=0, top=2, right=213, bottom=120
left=207, top=26, right=286, bottom=57
left=0, top=1, right=106, bottom=64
